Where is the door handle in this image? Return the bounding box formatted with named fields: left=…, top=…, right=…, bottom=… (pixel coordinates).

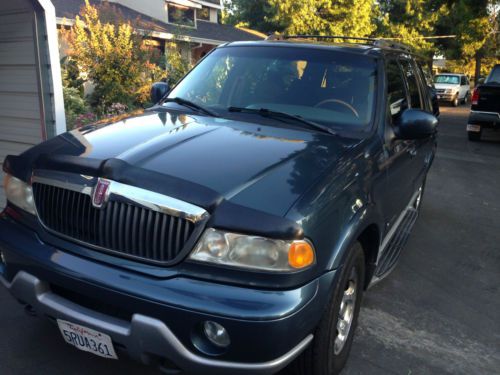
left=407, top=147, right=417, bottom=157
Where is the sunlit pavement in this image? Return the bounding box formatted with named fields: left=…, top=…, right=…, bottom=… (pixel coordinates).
left=1, top=106, right=499, bottom=374
left=343, top=105, right=500, bottom=374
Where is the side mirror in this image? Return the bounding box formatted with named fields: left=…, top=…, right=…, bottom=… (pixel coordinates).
left=395, top=109, right=438, bottom=140
left=150, top=82, right=170, bottom=104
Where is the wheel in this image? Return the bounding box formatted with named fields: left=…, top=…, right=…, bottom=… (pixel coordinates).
left=462, top=92, right=470, bottom=105
left=452, top=94, right=459, bottom=107
left=468, top=131, right=481, bottom=141
left=291, top=243, right=365, bottom=375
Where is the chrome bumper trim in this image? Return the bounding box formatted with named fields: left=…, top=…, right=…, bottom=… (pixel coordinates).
left=31, top=173, right=208, bottom=223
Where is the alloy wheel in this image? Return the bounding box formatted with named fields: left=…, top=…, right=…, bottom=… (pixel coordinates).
left=334, top=266, right=358, bottom=355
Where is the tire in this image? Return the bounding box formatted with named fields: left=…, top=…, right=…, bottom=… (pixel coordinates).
left=452, top=95, right=459, bottom=107
left=468, top=131, right=481, bottom=141
left=291, top=243, right=365, bottom=375
left=462, top=92, right=470, bottom=105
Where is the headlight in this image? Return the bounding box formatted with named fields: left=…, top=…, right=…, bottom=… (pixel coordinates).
left=189, top=228, right=315, bottom=272
left=445, top=89, right=454, bottom=94
left=3, top=174, right=36, bottom=215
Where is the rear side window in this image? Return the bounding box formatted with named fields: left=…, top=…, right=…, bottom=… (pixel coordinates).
left=386, top=59, right=407, bottom=120
left=486, top=66, right=500, bottom=84
left=400, top=59, right=422, bottom=109
left=418, top=64, right=434, bottom=87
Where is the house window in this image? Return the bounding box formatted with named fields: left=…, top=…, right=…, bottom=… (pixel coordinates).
left=167, top=3, right=195, bottom=27
left=197, top=7, right=210, bottom=21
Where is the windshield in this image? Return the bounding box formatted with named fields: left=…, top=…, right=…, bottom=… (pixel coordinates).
left=434, top=75, right=460, bottom=84
left=166, top=46, right=377, bottom=131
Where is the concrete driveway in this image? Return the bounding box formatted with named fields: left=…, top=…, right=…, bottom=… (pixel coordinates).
left=0, top=106, right=499, bottom=374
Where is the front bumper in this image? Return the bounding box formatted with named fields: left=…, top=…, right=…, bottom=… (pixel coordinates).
left=0, top=214, right=336, bottom=374
left=436, top=93, right=456, bottom=101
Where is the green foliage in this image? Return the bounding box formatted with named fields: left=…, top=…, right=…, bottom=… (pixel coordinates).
left=63, top=86, right=89, bottom=129
left=61, top=61, right=89, bottom=129
left=435, top=0, right=495, bottom=59
left=375, top=0, right=445, bottom=56
left=165, top=42, right=191, bottom=87
left=223, top=0, right=375, bottom=37
left=222, top=0, right=279, bottom=33
left=269, top=0, right=375, bottom=37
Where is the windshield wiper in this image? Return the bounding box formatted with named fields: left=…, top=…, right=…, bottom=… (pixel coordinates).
left=227, top=107, right=336, bottom=135
left=163, top=97, right=219, bottom=117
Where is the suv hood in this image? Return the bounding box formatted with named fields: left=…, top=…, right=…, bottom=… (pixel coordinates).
left=20, top=111, right=361, bottom=216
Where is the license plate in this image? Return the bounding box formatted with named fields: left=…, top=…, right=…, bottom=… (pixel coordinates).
left=57, top=320, right=118, bottom=359
left=467, top=124, right=481, bottom=132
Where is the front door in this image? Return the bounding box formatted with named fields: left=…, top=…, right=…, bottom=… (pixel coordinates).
left=379, top=58, right=416, bottom=230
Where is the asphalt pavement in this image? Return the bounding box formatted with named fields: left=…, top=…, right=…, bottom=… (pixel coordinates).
left=0, top=105, right=499, bottom=374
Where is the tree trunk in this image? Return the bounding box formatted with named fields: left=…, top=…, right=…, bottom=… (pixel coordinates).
left=474, top=52, right=482, bottom=85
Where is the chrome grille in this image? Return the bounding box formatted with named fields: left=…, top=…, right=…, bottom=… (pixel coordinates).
left=32, top=183, right=197, bottom=264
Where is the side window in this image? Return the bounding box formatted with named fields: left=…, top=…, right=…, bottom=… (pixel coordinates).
left=418, top=64, right=434, bottom=87
left=386, top=59, right=407, bottom=121
left=414, top=60, right=433, bottom=112
left=460, top=76, right=466, bottom=85
left=399, top=59, right=423, bottom=109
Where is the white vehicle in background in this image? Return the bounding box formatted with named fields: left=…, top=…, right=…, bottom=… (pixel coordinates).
left=434, top=73, right=471, bottom=107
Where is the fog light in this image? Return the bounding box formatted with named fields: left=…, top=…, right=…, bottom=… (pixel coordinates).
left=203, top=321, right=230, bottom=348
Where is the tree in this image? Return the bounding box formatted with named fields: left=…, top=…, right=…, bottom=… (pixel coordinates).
left=434, top=0, right=499, bottom=81
left=62, top=0, right=164, bottom=113
left=271, top=0, right=375, bottom=36
left=374, top=0, right=446, bottom=59
left=222, top=0, right=280, bottom=33
left=223, top=0, right=375, bottom=37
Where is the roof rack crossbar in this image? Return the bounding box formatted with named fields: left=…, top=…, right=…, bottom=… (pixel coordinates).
left=266, top=34, right=413, bottom=52
left=267, top=34, right=377, bottom=42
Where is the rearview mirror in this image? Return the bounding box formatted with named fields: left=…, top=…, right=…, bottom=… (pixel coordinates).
left=395, top=109, right=438, bottom=140
left=150, top=82, right=170, bottom=104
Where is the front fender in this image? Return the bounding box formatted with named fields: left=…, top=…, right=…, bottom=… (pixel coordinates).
left=325, top=203, right=383, bottom=270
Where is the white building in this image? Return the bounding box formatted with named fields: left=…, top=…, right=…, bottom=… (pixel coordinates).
left=0, top=0, right=65, bottom=208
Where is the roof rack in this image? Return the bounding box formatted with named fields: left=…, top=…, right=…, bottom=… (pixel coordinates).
left=266, top=34, right=412, bottom=52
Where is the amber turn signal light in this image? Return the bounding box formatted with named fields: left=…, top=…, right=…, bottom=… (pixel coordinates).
left=288, top=241, right=315, bottom=269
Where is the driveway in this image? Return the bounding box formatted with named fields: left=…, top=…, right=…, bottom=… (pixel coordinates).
left=0, top=106, right=499, bottom=374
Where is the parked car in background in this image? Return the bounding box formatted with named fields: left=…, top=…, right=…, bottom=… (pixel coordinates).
left=434, top=73, right=471, bottom=106
left=467, top=64, right=500, bottom=141
left=0, top=37, right=438, bottom=375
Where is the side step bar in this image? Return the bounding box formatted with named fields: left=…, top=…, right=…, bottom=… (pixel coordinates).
left=375, top=207, right=418, bottom=277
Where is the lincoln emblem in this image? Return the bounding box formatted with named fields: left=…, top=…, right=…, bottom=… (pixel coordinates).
left=92, top=179, right=111, bottom=208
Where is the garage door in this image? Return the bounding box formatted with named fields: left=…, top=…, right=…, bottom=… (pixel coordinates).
left=0, top=0, right=45, bottom=208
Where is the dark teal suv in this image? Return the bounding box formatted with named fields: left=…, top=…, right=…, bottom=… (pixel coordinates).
left=0, top=37, right=438, bottom=375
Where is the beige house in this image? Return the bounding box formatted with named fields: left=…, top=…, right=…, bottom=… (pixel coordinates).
left=53, top=0, right=264, bottom=64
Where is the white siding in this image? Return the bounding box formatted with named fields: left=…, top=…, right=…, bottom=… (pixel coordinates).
left=0, top=0, right=43, bottom=208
